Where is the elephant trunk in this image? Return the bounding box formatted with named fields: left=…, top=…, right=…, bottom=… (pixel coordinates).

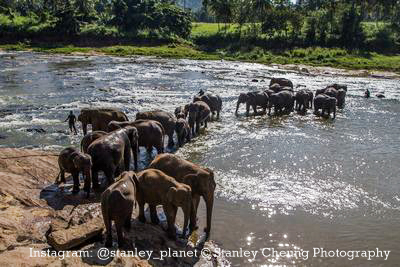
left=82, top=123, right=88, bottom=135
left=205, top=191, right=214, bottom=238
left=235, top=101, right=241, bottom=115
left=83, top=167, right=92, bottom=198
left=182, top=201, right=191, bottom=238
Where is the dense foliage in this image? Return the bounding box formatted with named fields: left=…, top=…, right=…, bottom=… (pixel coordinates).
left=0, top=0, right=399, bottom=53
left=0, top=0, right=192, bottom=39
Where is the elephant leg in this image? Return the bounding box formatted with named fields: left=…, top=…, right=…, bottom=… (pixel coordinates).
left=204, top=193, right=214, bottom=237
left=149, top=205, right=159, bottom=224
left=166, top=205, right=177, bottom=239
left=196, top=121, right=200, bottom=134
left=189, top=194, right=201, bottom=232
left=217, top=110, right=220, bottom=119
left=252, top=104, right=257, bottom=115
left=167, top=133, right=174, bottom=147
left=124, top=147, right=131, bottom=172
left=71, top=172, right=80, bottom=194
left=104, top=219, right=113, bottom=248
left=92, top=167, right=100, bottom=189
left=124, top=206, right=132, bottom=230
left=181, top=206, right=190, bottom=239
left=138, top=202, right=146, bottom=223
left=204, top=119, right=208, bottom=128
left=60, top=170, right=66, bottom=184
left=115, top=218, right=125, bottom=248
left=105, top=167, right=115, bottom=186
left=245, top=103, right=250, bottom=116
left=133, top=145, right=138, bottom=171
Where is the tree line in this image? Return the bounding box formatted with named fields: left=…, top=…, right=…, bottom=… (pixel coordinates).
left=0, top=0, right=399, bottom=52
left=199, top=0, right=400, bottom=50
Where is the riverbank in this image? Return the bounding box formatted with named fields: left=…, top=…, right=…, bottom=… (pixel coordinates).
left=1, top=43, right=400, bottom=76
left=0, top=148, right=226, bottom=266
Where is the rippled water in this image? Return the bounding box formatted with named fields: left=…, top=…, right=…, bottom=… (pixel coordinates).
left=1, top=51, right=399, bottom=266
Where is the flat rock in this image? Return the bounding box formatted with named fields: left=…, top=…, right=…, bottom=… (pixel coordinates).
left=47, top=218, right=103, bottom=251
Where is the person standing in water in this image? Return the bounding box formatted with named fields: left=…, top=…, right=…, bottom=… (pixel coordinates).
left=364, top=89, right=370, bottom=98
left=65, top=111, right=77, bottom=135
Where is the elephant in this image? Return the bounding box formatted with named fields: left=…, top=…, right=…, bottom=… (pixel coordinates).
left=337, top=89, right=347, bottom=108
left=78, top=108, right=128, bottom=135
left=295, top=89, right=314, bottom=112
left=56, top=147, right=92, bottom=197
left=101, top=171, right=139, bottom=248
left=88, top=126, right=138, bottom=188
left=318, top=87, right=346, bottom=108
left=269, top=78, right=293, bottom=89
left=376, top=93, right=385, bottom=98
left=136, top=110, right=176, bottom=147
left=188, top=101, right=211, bottom=136
left=314, top=94, right=337, bottom=119
left=80, top=131, right=107, bottom=153
left=174, top=105, right=189, bottom=119
left=108, top=120, right=165, bottom=154
left=175, top=118, right=191, bottom=147
left=326, top=83, right=347, bottom=92
left=136, top=169, right=192, bottom=239
left=268, top=90, right=295, bottom=115
left=149, top=153, right=216, bottom=238
left=193, top=93, right=222, bottom=120
left=235, top=91, right=269, bottom=116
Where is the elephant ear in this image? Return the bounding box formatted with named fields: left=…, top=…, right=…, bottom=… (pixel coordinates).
left=167, top=187, right=177, bottom=203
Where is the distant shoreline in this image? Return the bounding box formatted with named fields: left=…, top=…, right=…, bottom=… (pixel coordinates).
left=1, top=44, right=399, bottom=78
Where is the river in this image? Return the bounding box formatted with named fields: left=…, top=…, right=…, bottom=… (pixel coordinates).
left=0, top=51, right=399, bottom=266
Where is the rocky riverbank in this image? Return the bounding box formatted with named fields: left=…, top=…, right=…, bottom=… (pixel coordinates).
left=0, top=148, right=227, bottom=266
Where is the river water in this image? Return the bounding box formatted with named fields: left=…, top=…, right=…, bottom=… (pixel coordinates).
left=0, top=51, right=399, bottom=266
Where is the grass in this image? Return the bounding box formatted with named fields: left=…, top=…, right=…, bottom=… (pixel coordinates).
left=2, top=43, right=399, bottom=73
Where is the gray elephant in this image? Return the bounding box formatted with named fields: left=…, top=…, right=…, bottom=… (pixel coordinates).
left=136, top=169, right=192, bottom=239
left=193, top=93, right=222, bottom=120
left=88, top=126, right=138, bottom=188
left=269, top=78, right=293, bottom=88
left=101, top=171, right=139, bottom=248
left=235, top=91, right=269, bottom=116
left=295, top=89, right=314, bottom=112
left=149, top=153, right=216, bottom=238
left=78, top=108, right=128, bottom=135
left=136, top=110, right=176, bottom=147
left=188, top=101, right=211, bottom=136
left=56, top=147, right=92, bottom=197
left=108, top=120, right=165, bottom=154
left=175, top=118, right=191, bottom=147
left=268, top=91, right=295, bottom=115
left=314, top=94, right=337, bottom=119
left=80, top=131, right=107, bottom=153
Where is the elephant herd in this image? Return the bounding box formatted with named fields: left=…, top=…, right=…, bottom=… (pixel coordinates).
left=236, top=77, right=348, bottom=119
left=56, top=91, right=221, bottom=247
left=55, top=77, right=347, bottom=247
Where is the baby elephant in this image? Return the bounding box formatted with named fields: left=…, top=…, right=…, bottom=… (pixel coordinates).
left=175, top=118, right=191, bottom=147
left=56, top=147, right=92, bottom=197
left=136, top=169, right=192, bottom=239
left=101, top=171, right=139, bottom=248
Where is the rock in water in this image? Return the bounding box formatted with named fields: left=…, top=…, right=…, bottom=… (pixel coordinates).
left=47, top=218, right=103, bottom=251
